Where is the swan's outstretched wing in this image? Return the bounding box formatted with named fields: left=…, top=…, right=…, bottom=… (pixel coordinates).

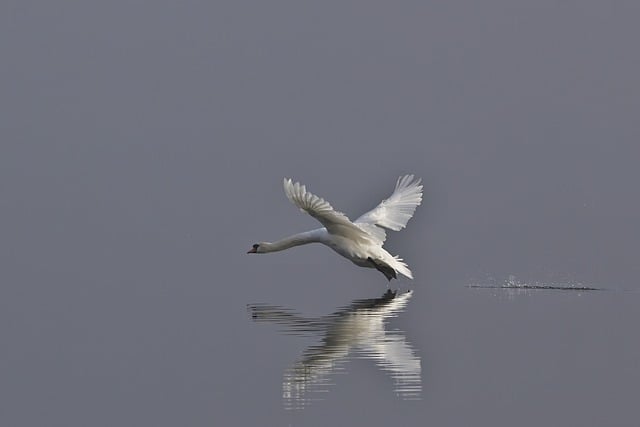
left=355, top=175, right=422, bottom=242
left=283, top=178, right=380, bottom=244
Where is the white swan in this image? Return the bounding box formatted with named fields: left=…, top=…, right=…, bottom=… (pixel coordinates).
left=247, top=175, right=423, bottom=280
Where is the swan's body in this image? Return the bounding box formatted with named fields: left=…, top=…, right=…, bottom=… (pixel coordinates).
left=248, top=175, right=423, bottom=280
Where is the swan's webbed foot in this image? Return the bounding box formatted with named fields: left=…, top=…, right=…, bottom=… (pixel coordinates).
left=367, top=257, right=397, bottom=281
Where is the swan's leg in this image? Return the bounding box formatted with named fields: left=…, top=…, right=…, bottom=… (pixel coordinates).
left=367, top=257, right=397, bottom=281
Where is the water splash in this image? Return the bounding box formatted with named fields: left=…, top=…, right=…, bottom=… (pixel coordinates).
left=467, top=274, right=603, bottom=295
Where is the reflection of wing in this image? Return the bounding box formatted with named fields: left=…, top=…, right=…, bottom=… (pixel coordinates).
left=351, top=290, right=421, bottom=399
left=360, top=332, right=422, bottom=399
left=249, top=289, right=421, bottom=409
left=282, top=342, right=351, bottom=409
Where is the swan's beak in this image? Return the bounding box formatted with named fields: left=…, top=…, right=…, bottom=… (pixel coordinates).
left=247, top=247, right=257, bottom=254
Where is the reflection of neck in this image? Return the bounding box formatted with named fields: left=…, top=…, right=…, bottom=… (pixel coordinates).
left=262, top=230, right=322, bottom=253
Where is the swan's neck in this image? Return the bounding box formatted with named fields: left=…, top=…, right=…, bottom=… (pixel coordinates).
left=262, top=230, right=323, bottom=253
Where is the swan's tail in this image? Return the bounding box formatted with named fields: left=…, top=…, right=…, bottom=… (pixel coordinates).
left=389, top=255, right=414, bottom=280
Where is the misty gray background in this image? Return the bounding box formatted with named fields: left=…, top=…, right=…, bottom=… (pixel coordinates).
left=1, top=1, right=639, bottom=426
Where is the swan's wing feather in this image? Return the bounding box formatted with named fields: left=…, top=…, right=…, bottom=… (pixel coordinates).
left=355, top=175, right=423, bottom=234
left=354, top=222, right=387, bottom=243
left=284, top=178, right=381, bottom=244
left=283, top=178, right=352, bottom=228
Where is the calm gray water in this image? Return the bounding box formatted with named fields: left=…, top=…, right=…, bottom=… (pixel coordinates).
left=2, top=1, right=639, bottom=426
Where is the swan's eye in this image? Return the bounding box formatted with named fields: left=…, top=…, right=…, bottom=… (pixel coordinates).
left=253, top=244, right=259, bottom=249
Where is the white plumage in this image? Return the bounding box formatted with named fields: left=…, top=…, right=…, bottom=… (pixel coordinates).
left=248, top=175, right=423, bottom=280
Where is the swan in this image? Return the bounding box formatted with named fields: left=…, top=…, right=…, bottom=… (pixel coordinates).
left=247, top=175, right=423, bottom=280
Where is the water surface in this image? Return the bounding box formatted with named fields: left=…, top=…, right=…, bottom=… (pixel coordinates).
left=2, top=1, right=639, bottom=426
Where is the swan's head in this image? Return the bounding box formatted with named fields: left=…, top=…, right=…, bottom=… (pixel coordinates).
left=247, top=243, right=262, bottom=254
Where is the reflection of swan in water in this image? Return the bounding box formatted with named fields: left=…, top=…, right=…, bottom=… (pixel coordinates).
left=248, top=290, right=421, bottom=409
